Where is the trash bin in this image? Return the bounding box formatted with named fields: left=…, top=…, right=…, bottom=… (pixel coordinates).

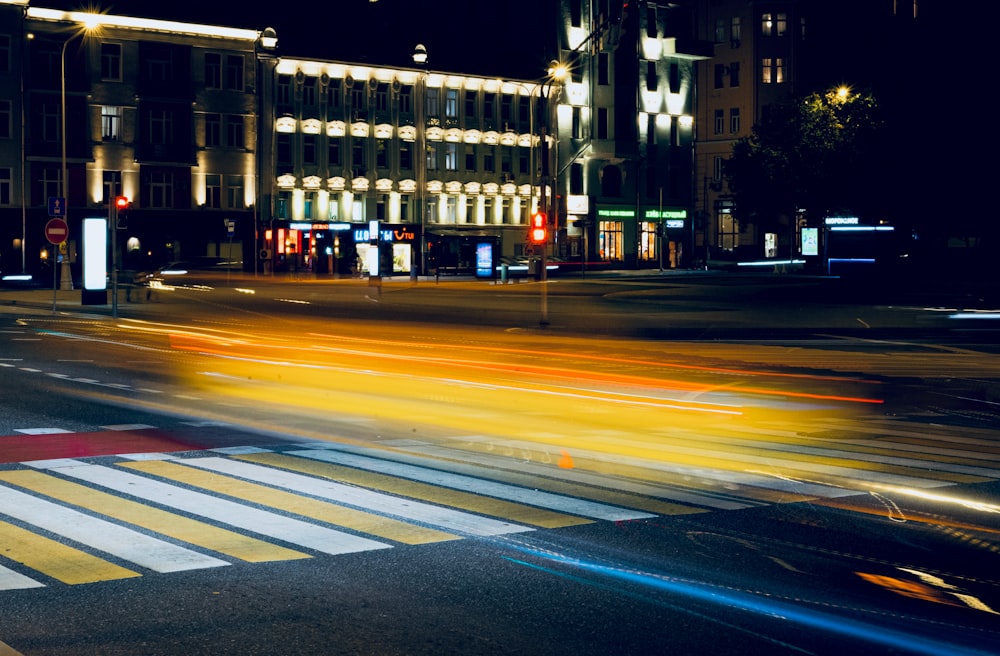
left=500, top=263, right=508, bottom=284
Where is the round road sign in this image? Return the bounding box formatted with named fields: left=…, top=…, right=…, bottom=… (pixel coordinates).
left=45, top=218, right=69, bottom=245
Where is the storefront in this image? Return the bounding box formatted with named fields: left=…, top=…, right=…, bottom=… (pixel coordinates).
left=268, top=222, right=421, bottom=276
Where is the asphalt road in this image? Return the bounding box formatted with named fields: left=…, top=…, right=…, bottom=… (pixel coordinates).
left=0, top=271, right=998, bottom=655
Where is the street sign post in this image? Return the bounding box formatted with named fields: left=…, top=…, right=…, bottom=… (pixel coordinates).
left=44, top=218, right=69, bottom=310
left=45, top=218, right=69, bottom=245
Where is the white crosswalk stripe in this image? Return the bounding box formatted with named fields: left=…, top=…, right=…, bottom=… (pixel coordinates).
left=0, top=485, right=228, bottom=573
left=285, top=448, right=655, bottom=522
left=25, top=460, right=391, bottom=557
left=160, top=453, right=534, bottom=537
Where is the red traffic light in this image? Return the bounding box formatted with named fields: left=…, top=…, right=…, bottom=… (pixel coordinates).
left=530, top=211, right=547, bottom=244
left=115, top=196, right=129, bottom=209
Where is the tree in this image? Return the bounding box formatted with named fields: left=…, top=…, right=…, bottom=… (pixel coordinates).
left=726, top=88, right=885, bottom=233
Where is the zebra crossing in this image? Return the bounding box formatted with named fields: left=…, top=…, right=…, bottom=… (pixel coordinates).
left=2, top=416, right=1000, bottom=592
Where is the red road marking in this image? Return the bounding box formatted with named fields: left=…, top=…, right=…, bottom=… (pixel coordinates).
left=0, top=429, right=206, bottom=463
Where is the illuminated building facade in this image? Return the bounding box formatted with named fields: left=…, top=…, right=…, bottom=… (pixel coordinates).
left=0, top=1, right=265, bottom=279
left=553, top=1, right=710, bottom=270
left=259, top=56, right=551, bottom=277
left=0, top=0, right=711, bottom=280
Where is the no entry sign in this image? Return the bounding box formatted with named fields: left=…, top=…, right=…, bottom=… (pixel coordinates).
left=45, top=218, right=69, bottom=244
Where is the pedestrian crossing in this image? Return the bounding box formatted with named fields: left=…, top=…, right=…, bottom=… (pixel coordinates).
left=2, top=417, right=1000, bottom=592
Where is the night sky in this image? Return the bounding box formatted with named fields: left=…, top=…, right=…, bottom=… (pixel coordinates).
left=36, top=0, right=557, bottom=79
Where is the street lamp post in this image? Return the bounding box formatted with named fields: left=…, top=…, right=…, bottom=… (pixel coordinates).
left=412, top=44, right=428, bottom=281
left=59, top=36, right=73, bottom=291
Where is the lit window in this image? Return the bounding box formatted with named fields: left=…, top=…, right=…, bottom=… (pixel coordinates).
left=205, top=174, right=221, bottom=208
left=101, top=105, right=123, bottom=141
left=761, top=58, right=785, bottom=84
left=761, top=12, right=787, bottom=37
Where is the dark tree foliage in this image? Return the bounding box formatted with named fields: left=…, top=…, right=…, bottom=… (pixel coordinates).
left=726, top=89, right=886, bottom=231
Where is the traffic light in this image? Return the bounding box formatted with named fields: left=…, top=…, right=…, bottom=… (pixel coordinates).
left=530, top=211, right=547, bottom=245
left=114, top=196, right=129, bottom=229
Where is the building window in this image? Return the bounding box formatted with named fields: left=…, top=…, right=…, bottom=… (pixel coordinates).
left=399, top=194, right=410, bottom=221
left=205, top=113, right=221, bottom=147
left=425, top=196, right=437, bottom=223
left=302, top=77, right=316, bottom=107
left=483, top=146, right=495, bottom=172
left=204, top=53, right=221, bottom=89
left=464, top=91, right=476, bottom=119
left=426, top=88, right=439, bottom=117
left=227, top=175, right=243, bottom=209
left=571, top=107, right=581, bottom=139
left=0, top=167, right=11, bottom=206
left=518, top=96, right=530, bottom=125
left=445, top=196, right=457, bottom=223
left=501, top=94, right=513, bottom=124
left=148, top=110, right=173, bottom=145
left=718, top=209, right=738, bottom=251
left=714, top=18, right=726, bottom=43
left=599, top=221, right=623, bottom=261
left=225, top=114, right=244, bottom=148
left=713, top=155, right=724, bottom=181
left=329, top=138, right=342, bottom=167
left=225, top=55, right=244, bottom=91
left=729, top=107, right=740, bottom=133
left=714, top=64, right=725, bottom=89
left=42, top=166, right=61, bottom=200
left=147, top=171, right=174, bottom=208
left=426, top=143, right=438, bottom=171
left=277, top=134, right=291, bottom=167
left=714, top=109, right=724, bottom=135
left=762, top=12, right=788, bottom=37
left=376, top=139, right=388, bottom=168
left=277, top=75, right=292, bottom=106
left=445, top=89, right=458, bottom=119
left=646, top=7, right=658, bottom=38
left=570, top=163, right=583, bottom=195
left=351, top=86, right=366, bottom=114
left=328, top=83, right=343, bottom=112
left=597, top=107, right=609, bottom=139
left=101, top=106, right=123, bottom=141
left=731, top=17, right=742, bottom=43
left=501, top=148, right=512, bottom=174
left=303, top=134, right=317, bottom=164
left=729, top=62, right=740, bottom=87
left=646, top=61, right=657, bottom=91
left=399, top=85, right=412, bottom=113
left=100, top=43, right=122, bottom=81
left=399, top=141, right=411, bottom=170
left=376, top=84, right=389, bottom=112
left=519, top=149, right=529, bottom=174
left=353, top=140, right=365, bottom=170
left=445, top=143, right=458, bottom=171
left=761, top=58, right=785, bottom=84
left=0, top=100, right=11, bottom=139
left=598, top=53, right=610, bottom=85
left=205, top=174, right=221, bottom=209
left=464, top=144, right=476, bottom=170
left=669, top=62, right=680, bottom=93
left=484, top=93, right=496, bottom=120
